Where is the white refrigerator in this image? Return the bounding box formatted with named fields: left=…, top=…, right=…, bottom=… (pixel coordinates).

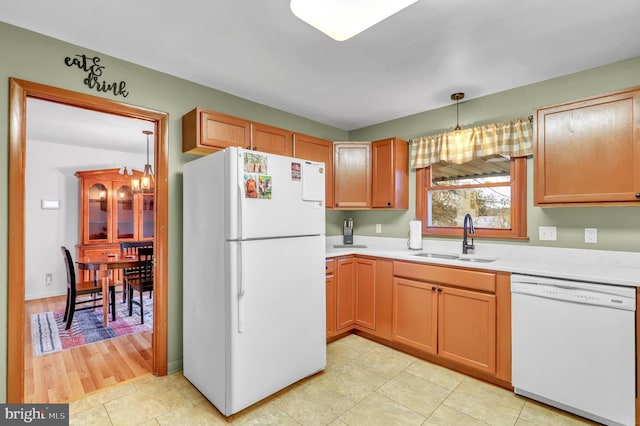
left=183, top=147, right=326, bottom=416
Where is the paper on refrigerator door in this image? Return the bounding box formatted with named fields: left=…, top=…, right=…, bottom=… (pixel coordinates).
left=301, top=161, right=324, bottom=202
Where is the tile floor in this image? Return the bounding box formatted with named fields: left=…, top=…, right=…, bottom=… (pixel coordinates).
left=68, top=334, right=595, bottom=425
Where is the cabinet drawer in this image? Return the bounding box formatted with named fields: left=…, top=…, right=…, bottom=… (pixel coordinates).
left=393, top=261, right=495, bottom=293
left=325, top=258, right=335, bottom=276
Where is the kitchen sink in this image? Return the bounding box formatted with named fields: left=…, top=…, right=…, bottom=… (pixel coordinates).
left=456, top=257, right=497, bottom=263
left=413, top=252, right=460, bottom=260
left=413, top=252, right=498, bottom=263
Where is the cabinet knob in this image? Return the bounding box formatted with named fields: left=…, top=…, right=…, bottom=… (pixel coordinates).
left=437, top=288, right=443, bottom=293
left=253, top=147, right=258, bottom=151
left=431, top=286, right=436, bottom=291
left=635, top=193, right=640, bottom=199
left=387, top=202, right=391, bottom=206
left=246, top=145, right=251, bottom=150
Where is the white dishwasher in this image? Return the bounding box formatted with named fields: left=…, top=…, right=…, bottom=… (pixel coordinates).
left=511, top=274, right=636, bottom=426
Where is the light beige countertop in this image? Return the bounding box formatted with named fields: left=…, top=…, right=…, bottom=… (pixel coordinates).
left=325, top=236, right=640, bottom=287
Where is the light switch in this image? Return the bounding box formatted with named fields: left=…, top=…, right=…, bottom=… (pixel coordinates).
left=41, top=200, right=60, bottom=210
left=375, top=224, right=382, bottom=233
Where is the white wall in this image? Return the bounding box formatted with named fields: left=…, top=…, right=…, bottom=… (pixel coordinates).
left=25, top=138, right=146, bottom=300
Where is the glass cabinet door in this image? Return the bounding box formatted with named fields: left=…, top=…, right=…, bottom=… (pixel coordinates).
left=87, top=183, right=109, bottom=242
left=115, top=184, right=135, bottom=240
left=140, top=194, right=155, bottom=239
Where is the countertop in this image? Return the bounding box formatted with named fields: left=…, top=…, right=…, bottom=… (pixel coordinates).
left=325, top=236, right=640, bottom=287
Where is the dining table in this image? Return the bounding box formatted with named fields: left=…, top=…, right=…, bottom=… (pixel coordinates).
left=76, top=252, right=144, bottom=326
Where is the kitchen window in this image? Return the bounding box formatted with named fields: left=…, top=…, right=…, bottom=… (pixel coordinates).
left=411, top=116, right=532, bottom=240
left=415, top=155, right=527, bottom=239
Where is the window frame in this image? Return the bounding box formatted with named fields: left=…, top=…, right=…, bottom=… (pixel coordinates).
left=415, top=156, right=527, bottom=240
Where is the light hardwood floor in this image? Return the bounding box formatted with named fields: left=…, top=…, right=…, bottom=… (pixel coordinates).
left=24, top=295, right=153, bottom=403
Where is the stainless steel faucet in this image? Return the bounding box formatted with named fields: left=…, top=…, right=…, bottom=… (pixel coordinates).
left=462, top=213, right=475, bottom=254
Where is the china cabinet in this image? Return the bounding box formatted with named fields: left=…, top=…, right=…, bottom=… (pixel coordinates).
left=75, top=168, right=154, bottom=259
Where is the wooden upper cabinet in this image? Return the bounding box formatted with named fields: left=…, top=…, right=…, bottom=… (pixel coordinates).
left=372, top=137, right=408, bottom=209
left=333, top=142, right=371, bottom=208
left=535, top=87, right=640, bottom=205
left=182, top=108, right=250, bottom=155
left=251, top=122, right=293, bottom=156
left=293, top=133, right=334, bottom=209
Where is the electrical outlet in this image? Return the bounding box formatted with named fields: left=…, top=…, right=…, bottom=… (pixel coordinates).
left=45, top=273, right=52, bottom=286
left=585, top=228, right=598, bottom=244
left=539, top=226, right=557, bottom=241
left=375, top=224, right=382, bottom=234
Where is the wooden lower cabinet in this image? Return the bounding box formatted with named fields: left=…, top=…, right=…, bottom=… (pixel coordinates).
left=355, top=258, right=375, bottom=330
left=336, top=257, right=356, bottom=330
left=391, top=261, right=499, bottom=377
left=327, top=256, right=510, bottom=386
left=437, top=286, right=496, bottom=374
left=331, top=256, right=382, bottom=334
left=326, top=259, right=337, bottom=339
left=371, top=259, right=393, bottom=340
left=392, top=277, right=437, bottom=353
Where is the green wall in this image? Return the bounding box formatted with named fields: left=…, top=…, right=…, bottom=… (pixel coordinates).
left=2, top=19, right=640, bottom=403
left=0, top=22, right=347, bottom=402
left=339, top=56, right=640, bottom=252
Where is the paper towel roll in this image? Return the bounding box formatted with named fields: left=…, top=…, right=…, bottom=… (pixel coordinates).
left=408, top=220, right=422, bottom=249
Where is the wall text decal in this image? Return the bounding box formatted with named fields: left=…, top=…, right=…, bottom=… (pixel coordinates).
left=64, top=54, right=130, bottom=97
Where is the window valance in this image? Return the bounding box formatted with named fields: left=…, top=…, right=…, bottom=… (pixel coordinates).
left=410, top=116, right=533, bottom=169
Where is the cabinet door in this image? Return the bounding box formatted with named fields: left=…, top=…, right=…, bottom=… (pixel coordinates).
left=535, top=88, right=640, bottom=205
left=438, top=286, right=496, bottom=374
left=200, top=110, right=250, bottom=151
left=355, top=258, right=375, bottom=330
left=336, top=257, right=356, bottom=330
left=83, top=180, right=112, bottom=244
left=138, top=194, right=155, bottom=240
left=113, top=182, right=135, bottom=241
left=373, top=259, right=393, bottom=340
left=294, top=133, right=334, bottom=209
left=326, top=275, right=336, bottom=338
left=372, top=138, right=408, bottom=209
left=251, top=123, right=293, bottom=156
left=392, top=277, right=437, bottom=353
left=333, top=142, right=371, bottom=208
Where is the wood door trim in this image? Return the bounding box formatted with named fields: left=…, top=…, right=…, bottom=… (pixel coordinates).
left=7, top=77, right=169, bottom=402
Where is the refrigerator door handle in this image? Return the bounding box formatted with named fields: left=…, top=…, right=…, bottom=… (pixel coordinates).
left=237, top=177, right=244, bottom=239
left=237, top=243, right=246, bottom=333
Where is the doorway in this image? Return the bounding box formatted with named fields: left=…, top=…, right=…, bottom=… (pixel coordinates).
left=7, top=78, right=169, bottom=402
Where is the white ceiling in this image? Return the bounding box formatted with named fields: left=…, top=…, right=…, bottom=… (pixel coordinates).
left=27, top=98, right=155, bottom=154
left=4, top=0, right=640, bottom=132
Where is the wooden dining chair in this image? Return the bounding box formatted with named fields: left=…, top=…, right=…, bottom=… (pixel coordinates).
left=126, top=246, right=154, bottom=324
left=119, top=241, right=153, bottom=303
left=61, top=246, right=116, bottom=330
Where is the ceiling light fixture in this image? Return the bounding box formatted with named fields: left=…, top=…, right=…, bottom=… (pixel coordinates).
left=132, top=130, right=154, bottom=194
left=451, top=92, right=465, bottom=131
left=290, top=0, right=419, bottom=41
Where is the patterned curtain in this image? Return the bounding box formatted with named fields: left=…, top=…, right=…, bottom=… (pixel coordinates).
left=410, top=117, right=533, bottom=169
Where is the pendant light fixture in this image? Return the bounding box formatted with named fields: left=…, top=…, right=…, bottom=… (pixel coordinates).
left=451, top=92, right=465, bottom=131
left=132, top=130, right=154, bottom=193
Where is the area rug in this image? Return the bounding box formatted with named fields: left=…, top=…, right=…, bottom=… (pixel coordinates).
left=31, top=296, right=153, bottom=356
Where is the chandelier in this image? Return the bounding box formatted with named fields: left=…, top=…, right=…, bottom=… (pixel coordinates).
left=132, top=130, right=154, bottom=193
